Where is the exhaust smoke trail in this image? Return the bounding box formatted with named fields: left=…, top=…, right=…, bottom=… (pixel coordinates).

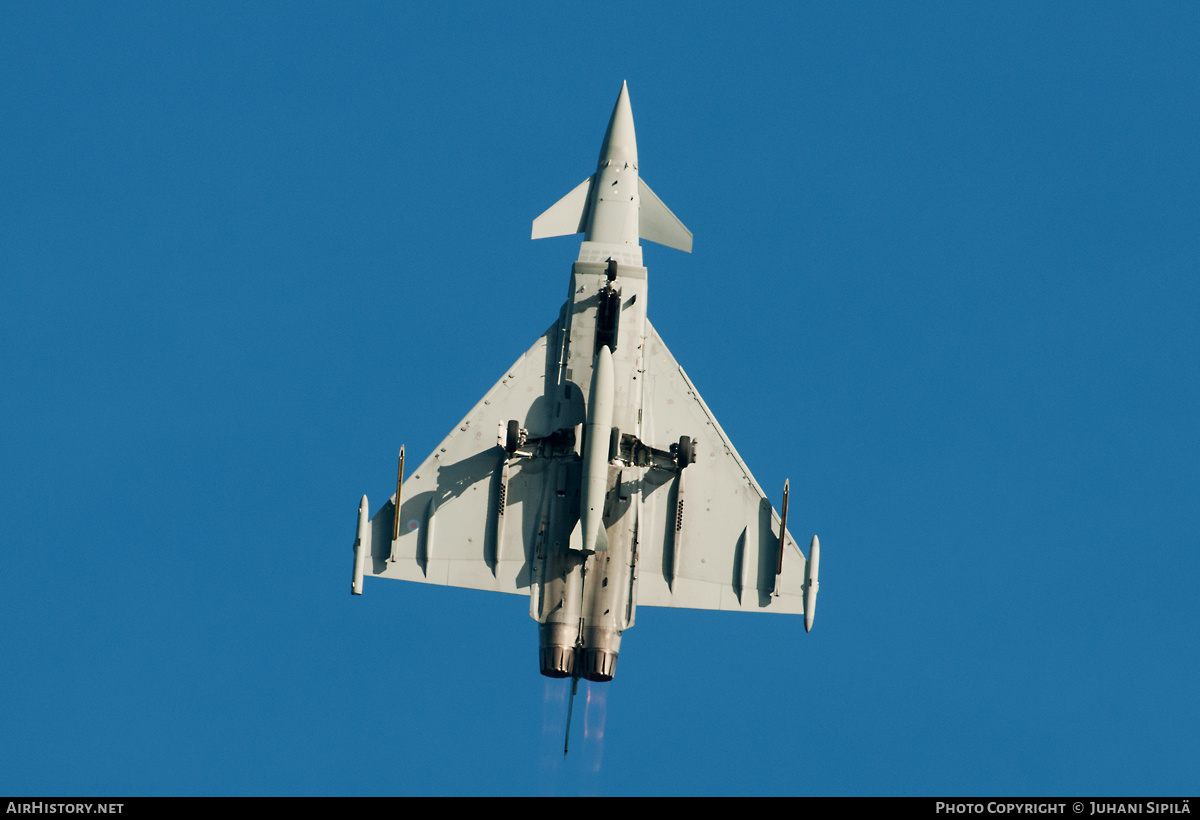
left=539, top=679, right=567, bottom=772
left=582, top=682, right=608, bottom=771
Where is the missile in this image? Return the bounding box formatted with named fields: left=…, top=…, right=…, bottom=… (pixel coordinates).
left=574, top=344, right=615, bottom=553
left=804, top=534, right=820, bottom=632
left=352, top=494, right=370, bottom=595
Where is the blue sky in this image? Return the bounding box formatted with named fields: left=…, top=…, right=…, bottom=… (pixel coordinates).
left=2, top=2, right=1197, bottom=796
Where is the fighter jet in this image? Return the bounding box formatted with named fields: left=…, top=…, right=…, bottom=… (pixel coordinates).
left=351, top=82, right=820, bottom=714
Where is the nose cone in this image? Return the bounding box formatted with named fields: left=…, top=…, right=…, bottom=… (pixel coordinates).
left=597, top=81, right=638, bottom=169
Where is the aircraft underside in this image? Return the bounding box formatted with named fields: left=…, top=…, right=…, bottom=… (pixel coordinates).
left=350, top=83, right=820, bottom=695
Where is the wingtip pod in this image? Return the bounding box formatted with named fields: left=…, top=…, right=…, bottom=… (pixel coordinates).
left=352, top=494, right=370, bottom=595
left=804, top=534, right=819, bottom=632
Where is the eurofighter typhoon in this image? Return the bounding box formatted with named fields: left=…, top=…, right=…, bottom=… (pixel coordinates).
left=351, top=82, right=821, bottom=705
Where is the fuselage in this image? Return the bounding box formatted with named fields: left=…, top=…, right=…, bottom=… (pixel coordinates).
left=534, top=83, right=650, bottom=681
